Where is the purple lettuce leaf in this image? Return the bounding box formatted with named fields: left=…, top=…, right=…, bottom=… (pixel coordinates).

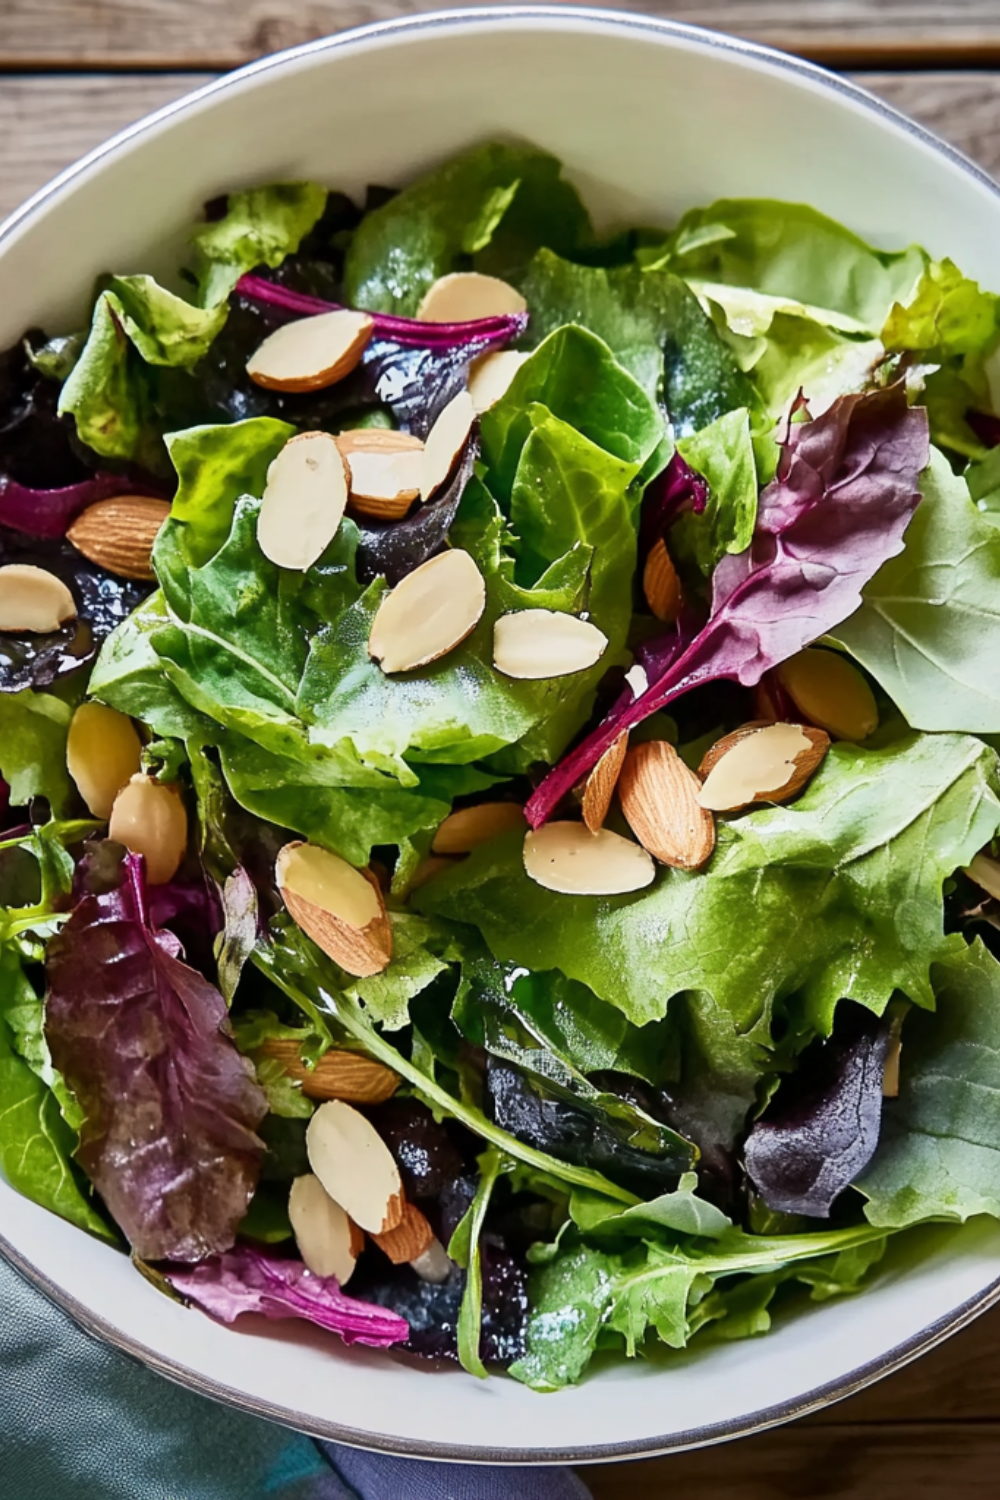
left=165, top=1244, right=409, bottom=1349
left=45, top=849, right=267, bottom=1261
left=638, top=450, right=709, bottom=561
left=966, top=408, right=1000, bottom=449
left=744, top=1003, right=893, bottom=1217
left=0, top=333, right=95, bottom=491
left=0, top=470, right=167, bottom=540
left=526, top=385, right=929, bottom=826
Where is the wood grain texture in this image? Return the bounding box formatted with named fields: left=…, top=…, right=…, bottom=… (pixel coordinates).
left=3, top=0, right=1000, bottom=69
left=1, top=71, right=1000, bottom=225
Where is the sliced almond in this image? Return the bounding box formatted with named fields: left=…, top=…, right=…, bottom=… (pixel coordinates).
left=258, top=1039, right=400, bottom=1104
left=416, top=272, right=527, bottom=324
left=0, top=564, right=76, bottom=633
left=580, top=731, right=628, bottom=833
left=247, top=308, right=374, bottom=392
left=643, top=538, right=683, bottom=623
left=276, top=840, right=392, bottom=978
left=258, top=430, right=349, bottom=571
left=370, top=1198, right=436, bottom=1265
left=696, top=722, right=830, bottom=812
left=493, top=610, right=608, bottom=680
left=407, top=854, right=460, bottom=892
left=619, top=740, right=716, bottom=870
left=336, top=429, right=424, bottom=522
left=778, top=648, right=878, bottom=742
left=368, top=548, right=485, bottom=673
left=523, top=822, right=655, bottom=895
left=66, top=495, right=170, bottom=581
left=420, top=390, right=476, bottom=500
left=882, top=1006, right=908, bottom=1100
left=108, top=773, right=188, bottom=885
left=305, top=1099, right=404, bottom=1235
left=966, top=852, right=1000, bottom=902
left=432, top=802, right=524, bottom=855
left=467, top=349, right=529, bottom=413
left=67, top=702, right=143, bottom=820
left=288, top=1174, right=363, bottom=1283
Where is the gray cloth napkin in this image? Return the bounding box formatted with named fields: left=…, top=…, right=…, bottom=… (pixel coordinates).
left=0, top=1253, right=591, bottom=1499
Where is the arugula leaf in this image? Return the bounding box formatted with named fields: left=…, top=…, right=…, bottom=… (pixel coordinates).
left=165, top=417, right=294, bottom=566
left=570, top=1171, right=731, bottom=1240
left=190, top=183, right=329, bottom=307
left=420, top=735, right=1000, bottom=1035
left=447, top=1148, right=509, bottom=1378
left=343, top=142, right=591, bottom=314
left=0, top=690, right=72, bottom=812
left=835, top=448, right=1000, bottom=732
left=673, top=406, right=757, bottom=575
left=859, top=941, right=1000, bottom=1227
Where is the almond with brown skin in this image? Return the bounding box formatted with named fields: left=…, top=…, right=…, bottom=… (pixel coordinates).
left=618, top=740, right=716, bottom=870
left=336, top=428, right=424, bottom=521
left=697, top=721, right=830, bottom=812
left=66, top=495, right=171, bottom=581
left=579, top=731, right=628, bottom=832
left=643, top=538, right=682, bottom=623
left=258, top=1040, right=400, bottom=1104
left=276, top=841, right=392, bottom=977
left=432, top=801, right=524, bottom=854
left=370, top=1199, right=436, bottom=1265
left=305, top=1099, right=404, bottom=1235
left=247, top=309, right=374, bottom=392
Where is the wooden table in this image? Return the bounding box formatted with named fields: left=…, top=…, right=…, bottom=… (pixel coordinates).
left=3, top=4, right=1000, bottom=1495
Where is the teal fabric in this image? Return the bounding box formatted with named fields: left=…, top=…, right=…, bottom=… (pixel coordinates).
left=0, top=1254, right=591, bottom=1500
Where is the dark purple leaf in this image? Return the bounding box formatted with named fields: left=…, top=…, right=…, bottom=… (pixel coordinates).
left=366, top=1098, right=467, bottom=1202
left=0, top=526, right=149, bottom=692
left=355, top=431, right=478, bottom=585
left=0, top=470, right=167, bottom=540
left=165, top=1244, right=408, bottom=1349
left=638, top=450, right=708, bottom=561
left=0, top=333, right=95, bottom=490
left=45, top=850, right=267, bottom=1261
left=966, top=409, right=1000, bottom=449
left=527, top=385, right=929, bottom=826
left=744, top=1004, right=893, bottom=1217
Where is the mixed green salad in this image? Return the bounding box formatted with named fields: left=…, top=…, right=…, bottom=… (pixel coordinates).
left=4, top=141, right=1000, bottom=1391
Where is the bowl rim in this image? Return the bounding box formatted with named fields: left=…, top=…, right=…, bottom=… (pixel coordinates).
left=3, top=3, right=1000, bottom=1465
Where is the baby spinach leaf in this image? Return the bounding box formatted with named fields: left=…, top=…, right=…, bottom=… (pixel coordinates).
left=190, top=182, right=329, bottom=307
left=0, top=690, right=72, bottom=812
left=835, top=448, right=1000, bottom=732
left=859, top=940, right=1000, bottom=1227
left=673, top=406, right=758, bottom=575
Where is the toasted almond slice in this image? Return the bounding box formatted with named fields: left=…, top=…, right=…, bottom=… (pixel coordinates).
left=276, top=840, right=392, bottom=977
left=416, top=272, right=527, bottom=324
left=67, top=702, right=143, bottom=820
left=108, top=774, right=188, bottom=885
left=407, top=854, right=461, bottom=892
left=523, top=822, right=655, bottom=895
left=0, top=564, right=76, bottom=633
left=409, top=1237, right=454, bottom=1284
left=247, top=309, right=374, bottom=392
left=966, top=852, right=1000, bottom=902
left=619, top=741, right=716, bottom=870
left=370, top=1199, right=436, bottom=1265
left=306, top=1099, right=404, bottom=1234
left=643, top=538, right=683, bottom=623
left=288, top=1174, right=363, bottom=1283
left=467, top=349, right=529, bottom=413
left=66, top=495, right=170, bottom=581
left=493, top=609, right=608, bottom=680
left=697, top=722, right=830, bottom=812
left=336, top=428, right=424, bottom=457
left=432, top=802, right=524, bottom=854
left=258, top=430, right=349, bottom=571
left=343, top=448, right=423, bottom=520
left=778, top=648, right=878, bottom=742
left=369, top=548, right=485, bottom=673
left=420, top=391, right=476, bottom=500
left=580, top=732, right=628, bottom=833
left=259, top=1039, right=400, bottom=1104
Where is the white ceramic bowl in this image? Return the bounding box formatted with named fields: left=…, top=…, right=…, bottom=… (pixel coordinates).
left=3, top=5, right=1000, bottom=1465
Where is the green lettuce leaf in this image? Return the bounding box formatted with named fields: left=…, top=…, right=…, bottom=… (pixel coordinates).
left=190, top=182, right=329, bottom=307
left=672, top=406, right=758, bottom=575
left=343, top=142, right=591, bottom=314
left=418, top=734, right=1000, bottom=1035
left=835, top=449, right=1000, bottom=732
left=230, top=1010, right=317, bottom=1120
left=89, top=592, right=217, bottom=741
left=859, top=941, right=1000, bottom=1227
left=0, top=691, right=72, bottom=812
left=165, top=417, right=295, bottom=566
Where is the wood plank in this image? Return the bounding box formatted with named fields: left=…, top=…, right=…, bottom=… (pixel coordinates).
left=586, top=1423, right=1000, bottom=1499
left=3, top=1, right=1000, bottom=70
left=1, top=70, right=999, bottom=228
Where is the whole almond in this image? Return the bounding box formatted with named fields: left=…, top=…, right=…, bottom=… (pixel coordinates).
left=643, top=538, right=683, bottom=623
left=579, top=731, right=628, bottom=832
left=619, top=740, right=716, bottom=870
left=966, top=852, right=1000, bottom=902
left=258, top=1039, right=400, bottom=1104
left=370, top=1199, right=436, bottom=1265
left=66, top=496, right=170, bottom=581
left=697, top=721, right=830, bottom=812
left=276, top=841, right=392, bottom=977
